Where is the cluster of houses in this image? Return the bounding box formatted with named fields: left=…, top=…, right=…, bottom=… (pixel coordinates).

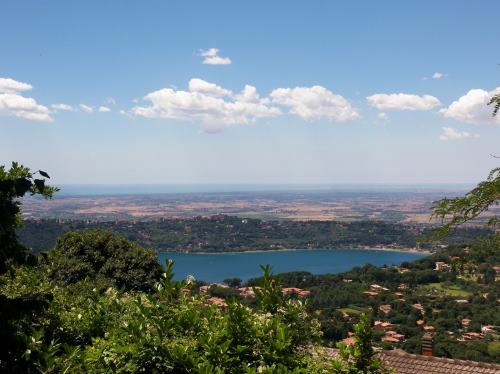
left=200, top=283, right=311, bottom=308
left=457, top=318, right=499, bottom=341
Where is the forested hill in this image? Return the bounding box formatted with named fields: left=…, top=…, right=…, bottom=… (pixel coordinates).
left=18, top=215, right=488, bottom=254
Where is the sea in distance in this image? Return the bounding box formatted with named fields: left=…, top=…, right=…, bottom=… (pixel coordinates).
left=54, top=183, right=471, bottom=196
left=158, top=249, right=427, bottom=283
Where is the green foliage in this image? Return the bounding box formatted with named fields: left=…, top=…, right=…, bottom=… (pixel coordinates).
left=0, top=161, right=57, bottom=272
left=431, top=167, right=499, bottom=237
left=47, top=229, right=163, bottom=291
left=0, top=262, right=327, bottom=373
left=489, top=93, right=500, bottom=117
left=333, top=314, right=388, bottom=374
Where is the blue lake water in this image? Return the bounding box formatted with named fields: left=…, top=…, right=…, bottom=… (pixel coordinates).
left=157, top=249, right=427, bottom=282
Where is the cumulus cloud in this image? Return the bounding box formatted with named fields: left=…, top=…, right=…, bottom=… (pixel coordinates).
left=0, top=77, right=52, bottom=121
left=106, top=97, right=116, bottom=105
left=132, top=78, right=281, bottom=132
left=270, top=85, right=359, bottom=122
left=0, top=77, right=32, bottom=94
left=98, top=106, right=111, bottom=112
left=188, top=78, right=232, bottom=97
left=51, top=103, right=74, bottom=111
left=199, top=48, right=232, bottom=65
left=439, top=88, right=500, bottom=125
left=439, top=127, right=480, bottom=141
left=80, top=104, right=94, bottom=113
left=367, top=93, right=441, bottom=111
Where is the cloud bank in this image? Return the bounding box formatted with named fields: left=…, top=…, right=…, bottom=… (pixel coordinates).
left=440, top=88, right=500, bottom=125
left=367, top=93, right=441, bottom=111
left=439, top=127, right=480, bottom=141
left=132, top=79, right=360, bottom=132
left=0, top=77, right=52, bottom=121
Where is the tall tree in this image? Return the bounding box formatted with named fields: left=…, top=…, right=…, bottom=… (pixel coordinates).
left=0, top=162, right=57, bottom=273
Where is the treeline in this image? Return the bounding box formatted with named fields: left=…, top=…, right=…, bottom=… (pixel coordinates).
left=17, top=215, right=488, bottom=254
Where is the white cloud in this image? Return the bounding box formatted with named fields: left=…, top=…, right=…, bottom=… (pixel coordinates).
left=0, top=77, right=32, bottom=94
left=439, top=88, right=500, bottom=125
left=367, top=93, right=441, bottom=111
left=188, top=78, right=232, bottom=97
left=270, top=85, right=359, bottom=122
left=0, top=93, right=52, bottom=121
left=439, top=127, right=480, bottom=141
left=0, top=77, right=52, bottom=121
left=80, top=104, right=94, bottom=113
left=377, top=112, right=388, bottom=120
left=199, top=48, right=232, bottom=65
left=51, top=103, right=74, bottom=111
left=432, top=72, right=445, bottom=79
left=132, top=79, right=280, bottom=132
left=106, top=97, right=116, bottom=105
left=98, top=106, right=111, bottom=112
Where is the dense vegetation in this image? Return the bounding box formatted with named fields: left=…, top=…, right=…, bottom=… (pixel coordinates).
left=1, top=162, right=388, bottom=373
left=17, top=216, right=488, bottom=254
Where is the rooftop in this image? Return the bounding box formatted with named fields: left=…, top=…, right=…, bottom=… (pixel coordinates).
left=379, top=349, right=500, bottom=374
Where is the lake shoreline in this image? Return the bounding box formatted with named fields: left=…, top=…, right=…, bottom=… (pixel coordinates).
left=158, top=246, right=432, bottom=256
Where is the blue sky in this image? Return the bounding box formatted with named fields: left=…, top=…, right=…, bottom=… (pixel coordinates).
left=1, top=1, right=499, bottom=184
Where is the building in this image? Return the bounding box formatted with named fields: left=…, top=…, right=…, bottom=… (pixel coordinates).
left=379, top=304, right=392, bottom=315
left=434, top=262, right=451, bottom=271
left=206, top=297, right=227, bottom=308
left=379, top=349, right=500, bottom=373
left=374, top=321, right=394, bottom=331
left=370, top=284, right=389, bottom=292
left=281, top=287, right=311, bottom=297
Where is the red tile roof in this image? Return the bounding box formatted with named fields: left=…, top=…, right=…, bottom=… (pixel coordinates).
left=379, top=350, right=500, bottom=374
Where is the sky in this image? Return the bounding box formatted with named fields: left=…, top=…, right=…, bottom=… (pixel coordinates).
left=1, top=1, right=499, bottom=185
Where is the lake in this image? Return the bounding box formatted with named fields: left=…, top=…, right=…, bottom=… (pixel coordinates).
left=157, top=249, right=427, bottom=282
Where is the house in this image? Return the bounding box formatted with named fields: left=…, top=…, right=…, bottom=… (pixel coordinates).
left=370, top=284, right=389, bottom=292
left=237, top=287, right=261, bottom=298
left=416, top=320, right=425, bottom=327
left=412, top=304, right=425, bottom=314
left=378, top=349, right=500, bottom=373
left=459, top=332, right=483, bottom=341
left=455, top=299, right=469, bottom=304
left=423, top=326, right=435, bottom=332
left=461, top=318, right=471, bottom=327
left=363, top=291, right=379, bottom=297
left=384, top=330, right=405, bottom=342
left=282, top=287, right=311, bottom=297
left=206, top=297, right=227, bottom=308
left=325, top=341, right=500, bottom=373
left=379, top=304, right=392, bottom=315
left=481, top=325, right=497, bottom=335
left=374, top=321, right=394, bottom=331
left=434, top=262, right=451, bottom=271
left=394, top=292, right=404, bottom=298
left=398, top=283, right=409, bottom=290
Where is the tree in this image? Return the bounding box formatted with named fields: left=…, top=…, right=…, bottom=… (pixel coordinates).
left=0, top=162, right=57, bottom=273
left=223, top=277, right=242, bottom=288
left=48, top=229, right=163, bottom=291
left=489, top=92, right=500, bottom=117
left=431, top=96, right=499, bottom=237
left=333, top=314, right=388, bottom=374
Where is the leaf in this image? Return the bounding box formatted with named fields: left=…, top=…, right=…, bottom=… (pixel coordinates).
left=38, top=170, right=50, bottom=178
left=34, top=179, right=45, bottom=193
left=14, top=177, right=32, bottom=196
